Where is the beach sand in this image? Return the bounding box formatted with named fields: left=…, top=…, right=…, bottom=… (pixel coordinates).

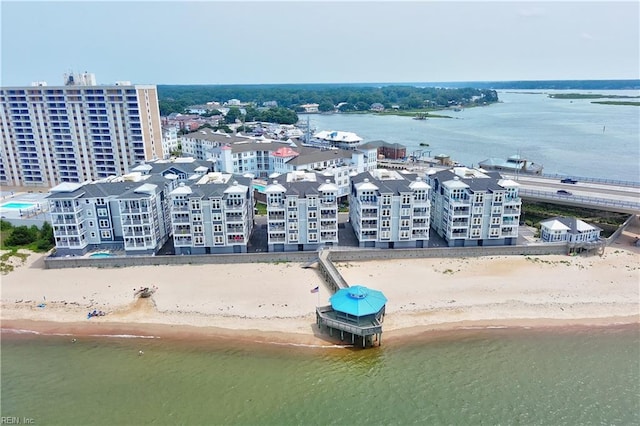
left=2, top=223, right=639, bottom=346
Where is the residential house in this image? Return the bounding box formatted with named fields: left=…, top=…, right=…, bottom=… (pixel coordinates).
left=540, top=216, right=602, bottom=244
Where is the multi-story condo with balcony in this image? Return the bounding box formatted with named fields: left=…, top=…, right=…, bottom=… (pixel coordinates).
left=426, top=167, right=521, bottom=247
left=47, top=174, right=175, bottom=256
left=349, top=169, right=431, bottom=249
left=161, top=125, right=179, bottom=159
left=264, top=171, right=339, bottom=252
left=0, top=72, right=163, bottom=187
left=169, top=173, right=254, bottom=255
left=180, top=127, right=377, bottom=198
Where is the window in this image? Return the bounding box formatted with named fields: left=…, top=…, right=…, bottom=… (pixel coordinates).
left=288, top=211, right=298, bottom=219
left=288, top=199, right=297, bottom=208
left=100, top=230, right=111, bottom=239
left=99, top=219, right=109, bottom=228
left=380, top=230, right=390, bottom=239
left=214, top=236, right=223, bottom=244
left=400, top=219, right=410, bottom=227
left=308, top=211, right=317, bottom=219
left=97, top=208, right=107, bottom=217
left=213, top=225, right=222, bottom=233
left=308, top=232, right=317, bottom=241
left=309, top=222, right=317, bottom=230
left=381, top=219, right=390, bottom=228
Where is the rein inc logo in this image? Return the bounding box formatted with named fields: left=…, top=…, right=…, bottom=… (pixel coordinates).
left=0, top=418, right=34, bottom=424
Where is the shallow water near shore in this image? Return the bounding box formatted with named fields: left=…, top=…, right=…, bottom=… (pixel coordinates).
left=2, top=324, right=638, bottom=425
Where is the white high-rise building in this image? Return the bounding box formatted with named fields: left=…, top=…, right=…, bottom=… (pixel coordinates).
left=0, top=73, right=164, bottom=187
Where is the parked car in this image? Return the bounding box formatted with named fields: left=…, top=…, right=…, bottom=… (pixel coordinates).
left=557, top=189, right=573, bottom=196
left=560, top=178, right=578, bottom=184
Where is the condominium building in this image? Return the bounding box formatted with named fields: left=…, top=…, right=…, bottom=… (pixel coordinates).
left=47, top=175, right=174, bottom=256
left=161, top=126, right=179, bottom=159
left=264, top=171, right=339, bottom=252
left=180, top=127, right=377, bottom=198
left=169, top=173, right=254, bottom=255
left=426, top=167, right=521, bottom=247
left=0, top=73, right=163, bottom=187
left=349, top=169, right=431, bottom=248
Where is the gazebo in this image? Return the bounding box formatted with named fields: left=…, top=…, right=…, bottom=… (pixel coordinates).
left=316, top=285, right=387, bottom=348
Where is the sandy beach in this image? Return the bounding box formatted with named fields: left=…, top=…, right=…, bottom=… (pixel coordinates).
left=2, top=223, right=639, bottom=345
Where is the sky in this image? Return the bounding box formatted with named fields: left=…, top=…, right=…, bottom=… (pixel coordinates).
left=1, top=0, right=639, bottom=86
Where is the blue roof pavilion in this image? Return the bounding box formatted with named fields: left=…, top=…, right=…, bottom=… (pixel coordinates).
left=330, top=285, right=387, bottom=317
left=316, top=285, right=387, bottom=348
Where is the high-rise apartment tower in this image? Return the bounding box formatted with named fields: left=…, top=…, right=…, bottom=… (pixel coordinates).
left=0, top=72, right=163, bottom=187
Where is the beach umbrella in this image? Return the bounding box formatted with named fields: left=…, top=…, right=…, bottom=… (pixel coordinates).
left=329, top=285, right=387, bottom=317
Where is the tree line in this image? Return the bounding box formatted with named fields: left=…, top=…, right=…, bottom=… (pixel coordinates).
left=158, top=84, right=499, bottom=116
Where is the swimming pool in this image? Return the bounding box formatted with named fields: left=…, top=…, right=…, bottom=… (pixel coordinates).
left=89, top=252, right=113, bottom=258
left=253, top=184, right=266, bottom=193
left=1, top=202, right=37, bottom=210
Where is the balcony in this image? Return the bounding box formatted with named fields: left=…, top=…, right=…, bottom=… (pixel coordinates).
left=225, top=214, right=244, bottom=223
left=451, top=208, right=470, bottom=217
left=52, top=218, right=78, bottom=225
left=50, top=206, right=76, bottom=213
left=227, top=236, right=245, bottom=244
left=226, top=201, right=244, bottom=210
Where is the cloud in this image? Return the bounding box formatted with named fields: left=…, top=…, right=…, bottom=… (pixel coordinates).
left=581, top=32, right=596, bottom=40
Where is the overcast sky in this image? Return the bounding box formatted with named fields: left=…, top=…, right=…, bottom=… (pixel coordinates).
left=1, top=1, right=638, bottom=86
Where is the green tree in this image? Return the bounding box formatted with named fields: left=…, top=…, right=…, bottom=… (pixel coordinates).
left=39, top=222, right=54, bottom=245
left=318, top=101, right=335, bottom=112
left=6, top=226, right=37, bottom=246
left=224, top=107, right=243, bottom=124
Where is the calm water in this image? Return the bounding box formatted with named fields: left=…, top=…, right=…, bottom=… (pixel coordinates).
left=307, top=90, right=640, bottom=181
left=2, top=325, right=639, bottom=425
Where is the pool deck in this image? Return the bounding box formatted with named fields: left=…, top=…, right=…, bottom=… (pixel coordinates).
left=0, top=191, right=51, bottom=222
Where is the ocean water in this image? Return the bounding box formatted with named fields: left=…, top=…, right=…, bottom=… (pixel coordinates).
left=306, top=90, right=640, bottom=181
left=2, top=325, right=639, bottom=425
